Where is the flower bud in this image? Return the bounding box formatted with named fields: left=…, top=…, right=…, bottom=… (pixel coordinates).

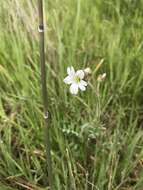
left=84, top=67, right=92, bottom=75
left=97, top=73, right=106, bottom=82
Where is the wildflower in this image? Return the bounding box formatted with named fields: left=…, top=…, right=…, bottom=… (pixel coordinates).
left=64, top=66, right=88, bottom=95
left=97, top=73, right=106, bottom=82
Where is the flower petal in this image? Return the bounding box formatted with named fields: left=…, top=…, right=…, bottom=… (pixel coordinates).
left=80, top=80, right=88, bottom=86
left=63, top=76, right=72, bottom=84
left=70, top=83, right=78, bottom=95
left=78, top=83, right=86, bottom=91
left=76, top=70, right=84, bottom=79
left=67, top=66, right=75, bottom=76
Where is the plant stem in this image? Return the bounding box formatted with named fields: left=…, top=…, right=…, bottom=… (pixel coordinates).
left=38, top=0, right=53, bottom=189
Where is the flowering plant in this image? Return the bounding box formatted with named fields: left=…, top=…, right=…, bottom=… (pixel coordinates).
left=63, top=66, right=88, bottom=95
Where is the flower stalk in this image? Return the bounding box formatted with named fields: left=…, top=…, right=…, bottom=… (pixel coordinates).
left=38, top=0, right=53, bottom=188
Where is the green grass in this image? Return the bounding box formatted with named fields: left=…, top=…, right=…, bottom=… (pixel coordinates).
left=0, top=0, right=143, bottom=189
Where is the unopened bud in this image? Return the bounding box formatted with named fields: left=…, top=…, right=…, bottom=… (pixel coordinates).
left=97, top=73, right=106, bottom=82
left=84, top=67, right=92, bottom=75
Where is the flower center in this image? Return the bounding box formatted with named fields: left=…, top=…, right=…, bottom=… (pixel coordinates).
left=74, top=76, right=81, bottom=83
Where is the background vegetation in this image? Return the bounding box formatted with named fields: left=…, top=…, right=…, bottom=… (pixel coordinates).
left=0, top=0, right=143, bottom=189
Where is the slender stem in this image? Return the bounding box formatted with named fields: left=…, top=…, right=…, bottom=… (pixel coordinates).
left=38, top=0, right=53, bottom=189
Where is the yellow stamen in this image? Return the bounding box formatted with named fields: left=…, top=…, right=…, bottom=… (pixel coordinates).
left=74, top=76, right=80, bottom=83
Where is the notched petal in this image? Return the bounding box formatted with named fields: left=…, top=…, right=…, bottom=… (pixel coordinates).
left=63, top=76, right=72, bottom=84
left=70, top=84, right=78, bottom=95
left=81, top=80, right=88, bottom=86
left=79, top=83, right=86, bottom=91
left=67, top=66, right=75, bottom=76
left=76, top=70, right=84, bottom=79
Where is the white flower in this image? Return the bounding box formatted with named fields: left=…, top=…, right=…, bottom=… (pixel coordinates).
left=63, top=66, right=88, bottom=95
